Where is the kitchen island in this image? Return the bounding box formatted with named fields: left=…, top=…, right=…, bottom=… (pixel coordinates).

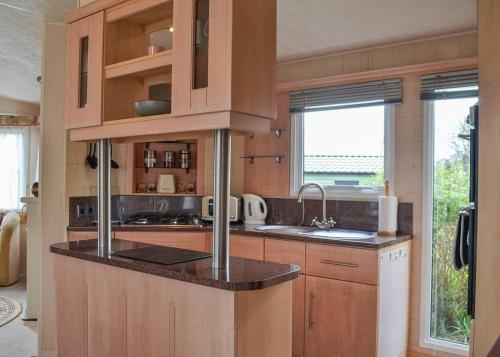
left=50, top=239, right=299, bottom=357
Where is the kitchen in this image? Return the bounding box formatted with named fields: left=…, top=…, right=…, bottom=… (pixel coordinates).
left=2, top=0, right=500, bottom=356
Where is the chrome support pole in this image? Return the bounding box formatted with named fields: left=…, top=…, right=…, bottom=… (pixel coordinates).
left=97, top=138, right=112, bottom=256
left=212, top=129, right=231, bottom=270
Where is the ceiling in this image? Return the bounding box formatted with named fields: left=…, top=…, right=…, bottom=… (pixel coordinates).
left=0, top=0, right=477, bottom=107
left=277, top=0, right=477, bottom=62
left=0, top=0, right=75, bottom=106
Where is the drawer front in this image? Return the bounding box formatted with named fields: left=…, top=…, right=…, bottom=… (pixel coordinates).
left=306, top=243, right=378, bottom=285
left=114, top=231, right=207, bottom=251
left=68, top=231, right=99, bottom=241
left=265, top=239, right=306, bottom=273
left=230, top=235, right=264, bottom=260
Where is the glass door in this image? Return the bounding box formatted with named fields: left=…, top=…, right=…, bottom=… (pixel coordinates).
left=423, top=96, right=477, bottom=353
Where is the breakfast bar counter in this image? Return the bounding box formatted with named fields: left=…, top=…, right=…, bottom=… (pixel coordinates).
left=50, top=238, right=298, bottom=357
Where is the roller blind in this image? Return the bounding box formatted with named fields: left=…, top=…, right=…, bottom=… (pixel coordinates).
left=290, top=78, right=403, bottom=113
left=420, top=69, right=478, bottom=100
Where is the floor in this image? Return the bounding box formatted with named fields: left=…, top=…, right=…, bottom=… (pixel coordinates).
left=0, top=278, right=37, bottom=357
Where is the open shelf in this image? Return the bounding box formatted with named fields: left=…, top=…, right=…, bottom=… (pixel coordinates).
left=131, top=140, right=201, bottom=195
left=103, top=113, right=173, bottom=125
left=105, top=51, right=173, bottom=79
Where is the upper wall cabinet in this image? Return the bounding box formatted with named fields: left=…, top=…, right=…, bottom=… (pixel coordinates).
left=64, top=0, right=277, bottom=141
left=65, top=11, right=104, bottom=129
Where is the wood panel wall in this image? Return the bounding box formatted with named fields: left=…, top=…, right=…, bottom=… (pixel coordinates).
left=473, top=1, right=500, bottom=356
left=243, top=92, right=290, bottom=196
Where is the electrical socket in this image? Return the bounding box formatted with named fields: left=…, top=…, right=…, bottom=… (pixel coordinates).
left=86, top=205, right=94, bottom=217
left=76, top=204, right=86, bottom=218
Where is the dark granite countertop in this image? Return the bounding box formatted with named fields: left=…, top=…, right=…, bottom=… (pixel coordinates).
left=67, top=224, right=412, bottom=249
left=50, top=239, right=300, bottom=292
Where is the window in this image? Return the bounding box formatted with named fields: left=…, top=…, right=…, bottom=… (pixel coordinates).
left=290, top=104, right=394, bottom=199
left=420, top=69, right=478, bottom=356
left=0, top=128, right=29, bottom=210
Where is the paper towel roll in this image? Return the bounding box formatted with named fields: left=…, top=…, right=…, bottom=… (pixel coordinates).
left=378, top=196, right=398, bottom=235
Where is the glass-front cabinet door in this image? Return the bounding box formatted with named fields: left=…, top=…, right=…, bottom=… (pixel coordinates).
left=172, top=0, right=229, bottom=116
left=65, top=11, right=104, bottom=129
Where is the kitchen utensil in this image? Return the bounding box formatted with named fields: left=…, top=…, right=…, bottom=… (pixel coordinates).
left=137, top=183, right=147, bottom=193
left=157, top=174, right=176, bottom=194
left=186, top=182, right=196, bottom=194
left=144, top=150, right=156, bottom=169
left=89, top=143, right=98, bottom=169
left=134, top=100, right=171, bottom=116
left=111, top=144, right=119, bottom=169
left=86, top=142, right=93, bottom=167
left=242, top=194, right=267, bottom=225
left=176, top=182, right=186, bottom=193
left=163, top=151, right=176, bottom=168
left=178, top=150, right=191, bottom=169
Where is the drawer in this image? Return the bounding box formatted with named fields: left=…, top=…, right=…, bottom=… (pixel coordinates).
left=265, top=239, right=306, bottom=273
left=230, top=235, right=264, bottom=260
left=114, top=231, right=208, bottom=251
left=68, top=231, right=99, bottom=241
left=306, top=243, right=378, bottom=285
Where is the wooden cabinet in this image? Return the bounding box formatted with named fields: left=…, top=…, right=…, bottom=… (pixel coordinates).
left=304, top=275, right=377, bottom=357
left=114, top=231, right=210, bottom=252
left=65, top=11, right=104, bottom=129
left=63, top=0, right=277, bottom=141
left=54, top=254, right=292, bottom=357
left=172, top=0, right=276, bottom=120
left=265, top=239, right=306, bottom=357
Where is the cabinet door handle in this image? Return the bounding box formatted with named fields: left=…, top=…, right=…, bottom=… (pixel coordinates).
left=308, top=292, right=314, bottom=329
left=319, top=259, right=359, bottom=268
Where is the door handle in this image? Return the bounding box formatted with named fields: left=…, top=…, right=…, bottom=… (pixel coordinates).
left=308, top=292, right=314, bottom=329
left=319, top=259, right=359, bottom=268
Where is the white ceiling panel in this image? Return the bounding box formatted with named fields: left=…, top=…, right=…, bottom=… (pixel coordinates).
left=277, top=0, right=477, bottom=61
left=0, top=0, right=75, bottom=107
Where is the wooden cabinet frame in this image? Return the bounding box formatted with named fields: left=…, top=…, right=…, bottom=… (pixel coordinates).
left=65, top=11, right=104, bottom=129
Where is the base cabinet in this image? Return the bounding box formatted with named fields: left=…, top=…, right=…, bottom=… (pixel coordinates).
left=304, top=275, right=377, bottom=357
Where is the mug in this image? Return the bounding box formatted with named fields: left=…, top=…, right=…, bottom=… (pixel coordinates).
left=148, top=45, right=165, bottom=55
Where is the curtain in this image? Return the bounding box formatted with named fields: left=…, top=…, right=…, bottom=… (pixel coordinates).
left=0, top=127, right=29, bottom=210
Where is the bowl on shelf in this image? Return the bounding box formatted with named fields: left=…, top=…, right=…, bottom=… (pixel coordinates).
left=134, top=100, right=171, bottom=117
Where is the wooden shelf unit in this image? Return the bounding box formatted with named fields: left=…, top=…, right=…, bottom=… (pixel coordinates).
left=64, top=0, right=276, bottom=140
left=105, top=0, right=173, bottom=66
left=126, top=138, right=205, bottom=196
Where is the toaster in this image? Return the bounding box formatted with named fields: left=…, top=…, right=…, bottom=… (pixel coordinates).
left=201, top=196, right=242, bottom=222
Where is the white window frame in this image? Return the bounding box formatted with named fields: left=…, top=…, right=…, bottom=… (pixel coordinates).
left=420, top=101, right=469, bottom=356
left=290, top=104, right=395, bottom=200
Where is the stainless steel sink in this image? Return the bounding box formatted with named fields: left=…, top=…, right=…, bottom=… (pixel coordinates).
left=255, top=225, right=375, bottom=240
left=255, top=225, right=316, bottom=234
left=301, top=229, right=376, bottom=240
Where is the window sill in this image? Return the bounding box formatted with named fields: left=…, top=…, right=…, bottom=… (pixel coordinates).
left=419, top=337, right=469, bottom=356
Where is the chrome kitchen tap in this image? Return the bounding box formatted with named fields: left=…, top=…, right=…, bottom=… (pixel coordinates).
left=297, top=183, right=336, bottom=230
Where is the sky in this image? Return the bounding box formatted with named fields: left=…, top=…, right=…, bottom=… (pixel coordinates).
left=434, top=97, right=477, bottom=161
left=303, top=98, right=477, bottom=162
left=304, top=105, right=385, bottom=157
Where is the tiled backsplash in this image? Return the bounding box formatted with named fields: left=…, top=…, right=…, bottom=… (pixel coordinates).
left=263, top=198, right=412, bottom=235
left=69, top=195, right=412, bottom=234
